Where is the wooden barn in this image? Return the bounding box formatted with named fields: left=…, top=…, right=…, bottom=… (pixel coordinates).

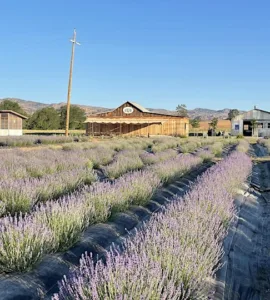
left=85, top=101, right=189, bottom=137
left=0, top=110, right=27, bottom=136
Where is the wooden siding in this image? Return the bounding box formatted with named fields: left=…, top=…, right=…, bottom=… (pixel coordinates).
left=86, top=101, right=189, bottom=136
left=86, top=119, right=189, bottom=136
left=0, top=112, right=23, bottom=130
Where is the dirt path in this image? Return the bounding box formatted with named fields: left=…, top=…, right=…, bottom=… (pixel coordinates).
left=214, top=145, right=270, bottom=300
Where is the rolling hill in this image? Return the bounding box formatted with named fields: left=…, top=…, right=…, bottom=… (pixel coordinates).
left=0, top=98, right=243, bottom=120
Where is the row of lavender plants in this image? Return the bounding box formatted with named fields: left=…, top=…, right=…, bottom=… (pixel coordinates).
left=0, top=154, right=202, bottom=273
left=0, top=146, right=181, bottom=216
left=236, top=139, right=250, bottom=153
left=0, top=137, right=230, bottom=216
left=53, top=151, right=252, bottom=300
left=0, top=135, right=88, bottom=148
left=0, top=136, right=232, bottom=216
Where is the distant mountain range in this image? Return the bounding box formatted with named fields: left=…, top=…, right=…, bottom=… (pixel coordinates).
left=0, top=98, right=244, bottom=121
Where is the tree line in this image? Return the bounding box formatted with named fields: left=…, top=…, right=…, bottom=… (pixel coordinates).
left=176, top=104, right=240, bottom=133
left=0, top=100, right=86, bottom=130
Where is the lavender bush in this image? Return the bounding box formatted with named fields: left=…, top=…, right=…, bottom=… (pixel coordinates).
left=0, top=214, right=52, bottom=272
left=207, top=141, right=223, bottom=157
left=149, top=154, right=202, bottom=183
left=236, top=139, right=250, bottom=153
left=195, top=149, right=215, bottom=162
left=140, top=149, right=178, bottom=165
left=103, top=150, right=144, bottom=179
left=0, top=167, right=97, bottom=216
left=35, top=196, right=89, bottom=252
left=53, top=152, right=252, bottom=299
left=151, top=137, right=180, bottom=153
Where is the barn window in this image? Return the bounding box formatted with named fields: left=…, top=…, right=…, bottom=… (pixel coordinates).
left=268, top=123, right=270, bottom=129
left=257, top=123, right=263, bottom=129
left=1, top=113, right=8, bottom=129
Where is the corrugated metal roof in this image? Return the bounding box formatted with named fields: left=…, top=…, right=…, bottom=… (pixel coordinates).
left=128, top=102, right=150, bottom=113
left=85, top=118, right=165, bottom=124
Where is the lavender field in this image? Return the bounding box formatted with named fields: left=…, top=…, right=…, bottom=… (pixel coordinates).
left=1, top=136, right=264, bottom=299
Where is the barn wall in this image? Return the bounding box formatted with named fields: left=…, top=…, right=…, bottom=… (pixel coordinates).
left=0, top=113, right=8, bottom=129
left=8, top=114, right=23, bottom=129
left=231, top=119, right=243, bottom=136
left=86, top=118, right=189, bottom=136
left=0, top=112, right=23, bottom=135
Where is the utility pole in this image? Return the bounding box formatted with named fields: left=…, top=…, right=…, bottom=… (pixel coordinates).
left=65, top=28, right=80, bottom=136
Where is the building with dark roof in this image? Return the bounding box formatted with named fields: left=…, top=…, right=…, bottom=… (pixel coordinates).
left=85, top=101, right=189, bottom=137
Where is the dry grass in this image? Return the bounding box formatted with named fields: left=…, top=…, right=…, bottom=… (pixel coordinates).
left=190, top=120, right=231, bottom=133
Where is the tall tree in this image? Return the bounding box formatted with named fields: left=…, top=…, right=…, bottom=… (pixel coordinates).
left=228, top=109, right=240, bottom=120
left=59, top=105, right=86, bottom=130
left=209, top=117, right=218, bottom=132
left=26, top=107, right=60, bottom=130
left=190, top=117, right=201, bottom=136
left=0, top=100, right=27, bottom=116
left=176, top=104, right=188, bottom=117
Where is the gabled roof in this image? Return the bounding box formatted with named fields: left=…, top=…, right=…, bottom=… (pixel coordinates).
left=88, top=101, right=188, bottom=118
left=254, top=108, right=270, bottom=114
left=0, top=110, right=28, bottom=119
left=128, top=101, right=150, bottom=113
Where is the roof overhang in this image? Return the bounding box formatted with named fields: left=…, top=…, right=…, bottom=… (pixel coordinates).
left=0, top=110, right=27, bottom=119
left=85, top=118, right=165, bottom=124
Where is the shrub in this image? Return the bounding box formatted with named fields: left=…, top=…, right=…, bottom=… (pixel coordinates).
left=196, top=150, right=215, bottom=162
left=236, top=139, right=249, bottom=153
left=149, top=154, right=202, bottom=184
left=0, top=214, right=52, bottom=272
left=103, top=150, right=144, bottom=179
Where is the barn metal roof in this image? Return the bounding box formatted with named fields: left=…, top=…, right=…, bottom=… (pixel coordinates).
left=128, top=102, right=150, bottom=113
left=0, top=110, right=27, bottom=119
left=91, top=101, right=187, bottom=118
left=84, top=118, right=165, bottom=124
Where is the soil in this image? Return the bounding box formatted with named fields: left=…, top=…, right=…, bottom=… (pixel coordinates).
left=213, top=144, right=270, bottom=300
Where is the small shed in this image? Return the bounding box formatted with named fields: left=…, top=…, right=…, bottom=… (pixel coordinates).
left=85, top=101, right=189, bottom=137
left=0, top=110, right=27, bottom=136
left=231, top=106, right=270, bottom=137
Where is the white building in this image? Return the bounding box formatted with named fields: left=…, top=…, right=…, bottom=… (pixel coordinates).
left=0, top=110, right=27, bottom=136
left=231, top=107, right=270, bottom=137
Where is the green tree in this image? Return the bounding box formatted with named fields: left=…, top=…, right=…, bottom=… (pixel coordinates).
left=0, top=99, right=29, bottom=128
left=0, top=100, right=27, bottom=116
left=251, top=119, right=257, bottom=136
left=228, top=109, right=240, bottom=120
left=176, top=104, right=188, bottom=117
left=59, top=105, right=86, bottom=130
left=209, top=117, right=218, bottom=132
left=26, top=107, right=60, bottom=130
left=190, top=117, right=201, bottom=136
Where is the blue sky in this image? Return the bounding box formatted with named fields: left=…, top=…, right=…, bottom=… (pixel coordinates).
left=1, top=0, right=270, bottom=111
